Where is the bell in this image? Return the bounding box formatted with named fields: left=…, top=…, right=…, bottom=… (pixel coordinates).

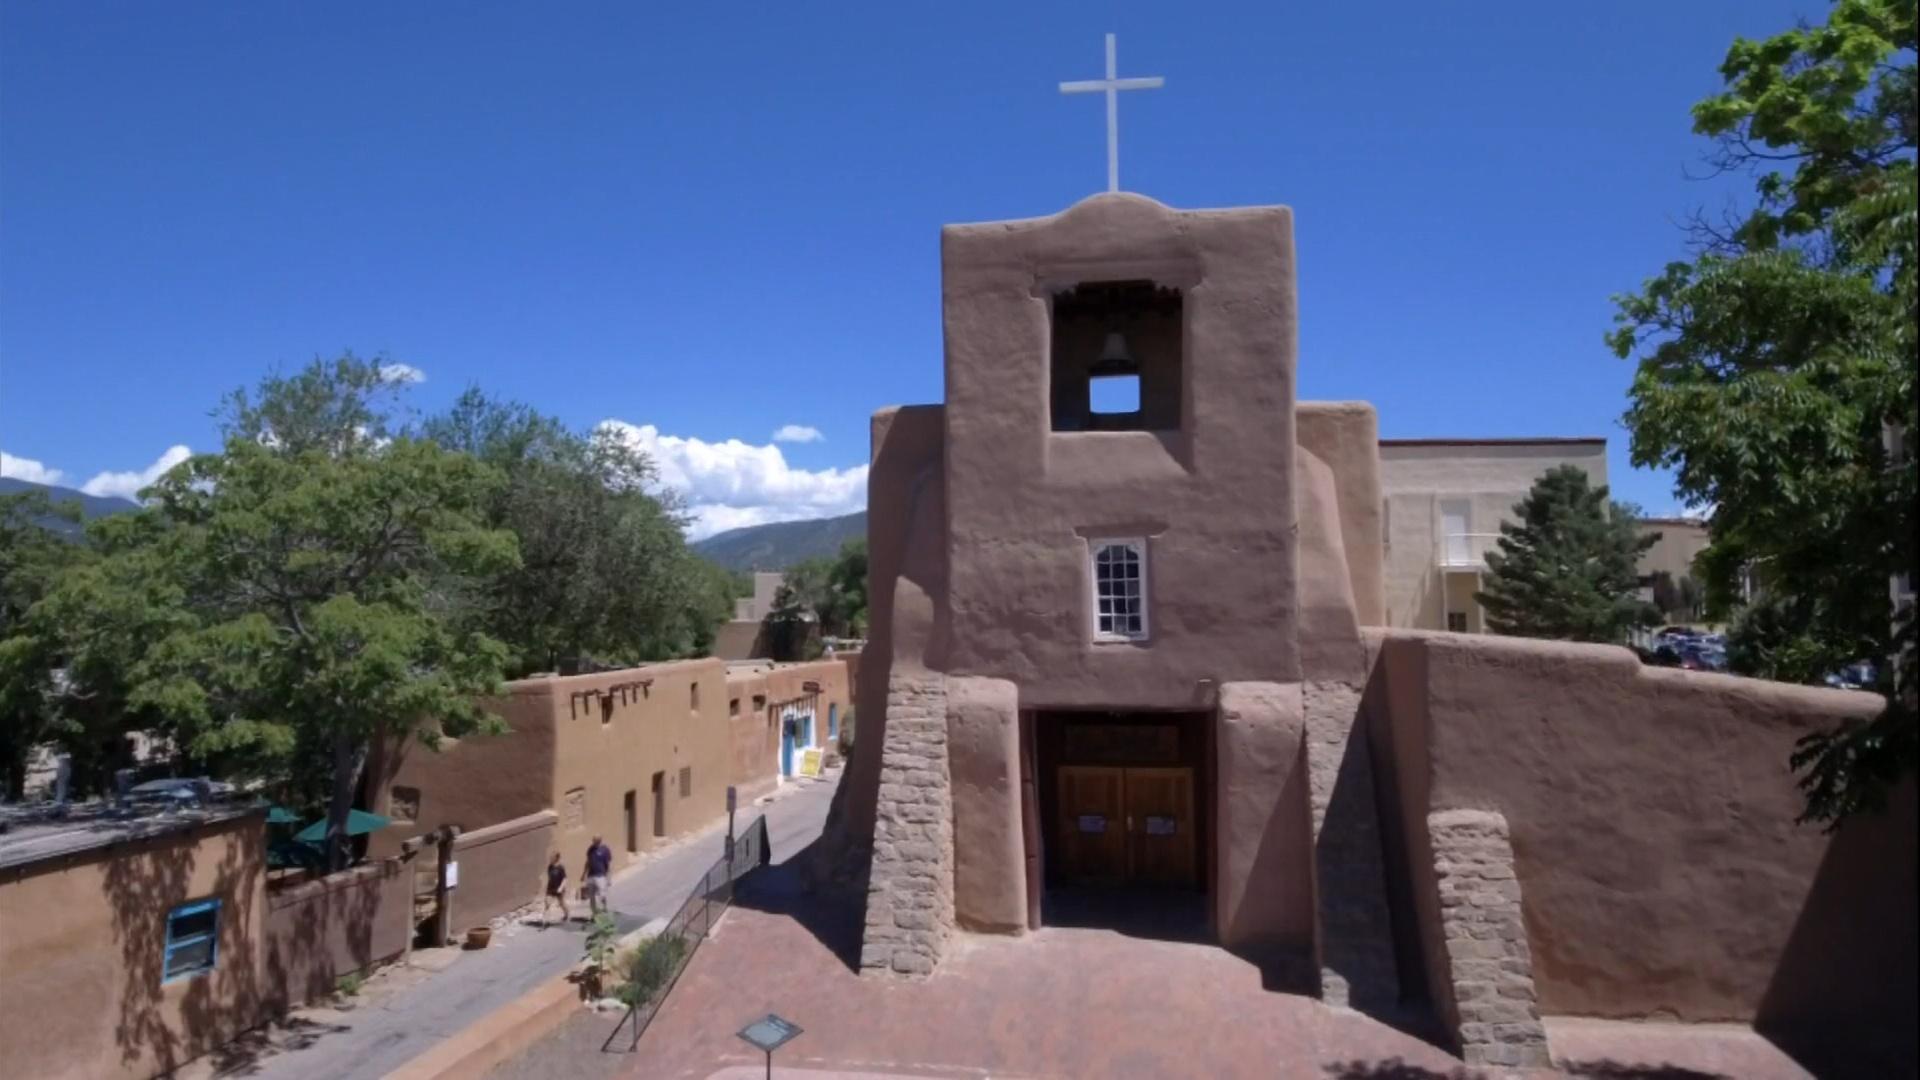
left=1090, top=330, right=1136, bottom=377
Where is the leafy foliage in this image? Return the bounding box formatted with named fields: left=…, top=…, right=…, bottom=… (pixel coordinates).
left=1609, top=0, right=1916, bottom=825
left=615, top=931, right=687, bottom=1008
left=2, top=355, right=747, bottom=867
left=1474, top=466, right=1659, bottom=644
left=779, top=540, right=869, bottom=639
left=0, top=491, right=90, bottom=796
left=421, top=389, right=730, bottom=675
left=760, top=584, right=817, bottom=662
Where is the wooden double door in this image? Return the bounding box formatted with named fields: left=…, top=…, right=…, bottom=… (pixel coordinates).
left=1053, top=765, right=1196, bottom=887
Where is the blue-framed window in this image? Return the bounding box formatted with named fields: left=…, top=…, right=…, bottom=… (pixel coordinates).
left=163, top=898, right=220, bottom=981
left=828, top=704, right=838, bottom=740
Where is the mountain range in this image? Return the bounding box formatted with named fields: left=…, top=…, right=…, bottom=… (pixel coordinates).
left=691, top=511, right=865, bottom=571
left=0, top=477, right=140, bottom=537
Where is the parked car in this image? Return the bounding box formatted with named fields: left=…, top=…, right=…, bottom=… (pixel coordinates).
left=1678, top=642, right=1728, bottom=673
left=1824, top=660, right=1878, bottom=690
left=126, top=777, right=234, bottom=807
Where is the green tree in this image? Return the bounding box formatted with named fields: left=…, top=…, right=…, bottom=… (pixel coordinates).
left=123, top=437, right=518, bottom=869
left=824, top=540, right=869, bottom=638
left=1608, top=0, right=1916, bottom=825
left=761, top=584, right=816, bottom=662
left=219, top=352, right=413, bottom=457
left=1650, top=571, right=1682, bottom=621
left=780, top=540, right=869, bottom=639
left=421, top=389, right=729, bottom=675
left=0, top=491, right=89, bottom=797
left=1474, top=467, right=1659, bottom=643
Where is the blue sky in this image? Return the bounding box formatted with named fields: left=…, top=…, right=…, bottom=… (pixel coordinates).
left=1, top=2, right=1809, bottom=535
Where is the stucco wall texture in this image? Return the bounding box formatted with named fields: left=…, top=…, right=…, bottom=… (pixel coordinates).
left=1364, top=631, right=1905, bottom=1037
left=261, top=853, right=413, bottom=1008
left=0, top=812, right=447, bottom=1080
left=726, top=659, right=854, bottom=802
left=0, top=813, right=271, bottom=1080
left=448, top=811, right=556, bottom=932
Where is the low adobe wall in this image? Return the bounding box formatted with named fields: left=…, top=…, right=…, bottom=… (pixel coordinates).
left=262, top=854, right=414, bottom=1008
left=448, top=811, right=557, bottom=934
left=1365, top=629, right=1906, bottom=1047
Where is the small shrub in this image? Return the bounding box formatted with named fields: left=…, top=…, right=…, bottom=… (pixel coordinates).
left=584, top=911, right=622, bottom=969
left=837, top=708, right=855, bottom=755
left=615, top=932, right=687, bottom=1008
left=335, top=972, right=364, bottom=998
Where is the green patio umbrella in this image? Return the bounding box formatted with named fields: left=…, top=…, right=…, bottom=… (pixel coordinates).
left=264, top=805, right=301, bottom=825
left=293, top=808, right=393, bottom=844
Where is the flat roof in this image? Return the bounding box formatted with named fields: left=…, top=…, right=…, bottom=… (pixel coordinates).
left=1378, top=437, right=1607, bottom=447
left=0, top=801, right=261, bottom=872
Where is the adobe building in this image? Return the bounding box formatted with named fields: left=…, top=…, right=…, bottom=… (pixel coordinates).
left=369, top=656, right=851, bottom=875
left=819, top=193, right=1915, bottom=1073
left=725, top=658, right=853, bottom=802
left=0, top=802, right=415, bottom=1080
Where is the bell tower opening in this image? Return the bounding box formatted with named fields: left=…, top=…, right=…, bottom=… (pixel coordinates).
left=1049, top=280, right=1183, bottom=432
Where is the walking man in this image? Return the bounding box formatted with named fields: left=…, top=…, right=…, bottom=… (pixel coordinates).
left=540, top=851, right=570, bottom=926
left=583, top=834, right=613, bottom=917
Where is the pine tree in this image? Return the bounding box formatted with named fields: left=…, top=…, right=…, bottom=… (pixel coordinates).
left=1474, top=466, right=1659, bottom=643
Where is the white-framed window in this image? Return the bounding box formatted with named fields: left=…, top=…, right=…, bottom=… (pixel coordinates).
left=1090, top=539, right=1149, bottom=641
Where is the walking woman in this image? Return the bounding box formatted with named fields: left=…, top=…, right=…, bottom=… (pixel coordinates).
left=541, top=851, right=571, bottom=926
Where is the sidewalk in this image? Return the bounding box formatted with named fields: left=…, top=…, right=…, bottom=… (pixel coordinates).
left=188, top=771, right=844, bottom=1080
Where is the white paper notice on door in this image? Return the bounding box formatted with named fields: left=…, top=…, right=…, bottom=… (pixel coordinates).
left=1077, top=814, right=1106, bottom=834
left=1146, top=816, right=1177, bottom=836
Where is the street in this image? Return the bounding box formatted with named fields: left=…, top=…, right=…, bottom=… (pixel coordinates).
left=206, top=772, right=843, bottom=1080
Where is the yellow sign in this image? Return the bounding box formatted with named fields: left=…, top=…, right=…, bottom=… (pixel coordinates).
left=798, top=748, right=824, bottom=778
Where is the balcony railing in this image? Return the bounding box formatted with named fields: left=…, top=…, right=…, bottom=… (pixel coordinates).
left=1439, top=532, right=1502, bottom=569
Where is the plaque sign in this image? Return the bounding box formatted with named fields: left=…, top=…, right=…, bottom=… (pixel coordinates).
left=1077, top=814, right=1107, bottom=834
left=1146, top=816, right=1177, bottom=836
left=737, top=1013, right=804, bottom=1080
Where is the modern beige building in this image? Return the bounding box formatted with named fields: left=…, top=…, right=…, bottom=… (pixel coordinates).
left=1380, top=438, right=1609, bottom=632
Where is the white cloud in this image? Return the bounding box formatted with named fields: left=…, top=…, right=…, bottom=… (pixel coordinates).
left=81, top=445, right=194, bottom=501
left=597, top=420, right=867, bottom=541
left=0, top=451, right=65, bottom=486
left=771, top=424, right=824, bottom=444
left=379, top=363, right=426, bottom=385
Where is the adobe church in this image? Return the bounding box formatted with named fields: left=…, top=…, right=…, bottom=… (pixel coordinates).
left=813, top=192, right=1914, bottom=1072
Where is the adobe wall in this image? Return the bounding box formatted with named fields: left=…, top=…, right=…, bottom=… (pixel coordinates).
left=726, top=659, right=854, bottom=802
left=1296, top=402, right=1385, bottom=626
left=447, top=811, right=558, bottom=933
left=0, top=812, right=271, bottom=1080
left=366, top=683, right=558, bottom=857
left=261, top=853, right=414, bottom=1008
left=1368, top=630, right=1896, bottom=1025
left=544, top=659, right=732, bottom=870
left=725, top=669, right=777, bottom=801
left=940, top=194, right=1301, bottom=709
left=811, top=404, right=947, bottom=888
left=712, top=619, right=764, bottom=661
left=1754, top=777, right=1917, bottom=1076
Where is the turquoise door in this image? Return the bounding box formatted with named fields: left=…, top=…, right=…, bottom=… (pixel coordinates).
left=780, top=714, right=795, bottom=776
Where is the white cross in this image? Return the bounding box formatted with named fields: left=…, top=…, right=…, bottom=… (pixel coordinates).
left=1059, top=33, right=1164, bottom=193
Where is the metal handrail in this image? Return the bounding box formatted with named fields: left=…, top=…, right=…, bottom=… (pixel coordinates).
left=603, top=814, right=772, bottom=1052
